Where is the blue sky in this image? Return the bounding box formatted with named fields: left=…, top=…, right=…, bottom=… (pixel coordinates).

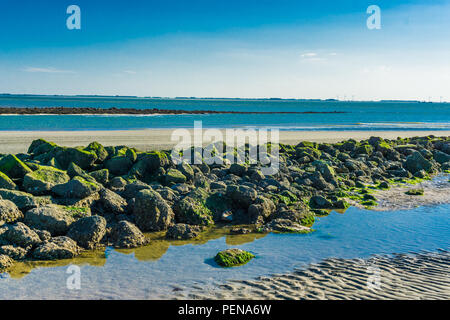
left=0, top=0, right=449, bottom=100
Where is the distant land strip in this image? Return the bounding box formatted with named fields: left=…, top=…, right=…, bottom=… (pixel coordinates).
left=0, top=107, right=348, bottom=115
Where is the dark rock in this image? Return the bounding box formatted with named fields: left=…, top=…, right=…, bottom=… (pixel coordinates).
left=97, top=188, right=127, bottom=215
left=133, top=189, right=174, bottom=231
left=174, top=196, right=213, bottom=226
left=0, top=200, right=23, bottom=225
left=24, top=205, right=76, bottom=236
left=111, top=220, right=147, bottom=248
left=32, top=236, right=81, bottom=260
left=166, top=223, right=204, bottom=240
left=405, top=151, right=433, bottom=173
left=67, top=215, right=106, bottom=249
left=0, top=222, right=41, bottom=248
left=52, top=176, right=100, bottom=199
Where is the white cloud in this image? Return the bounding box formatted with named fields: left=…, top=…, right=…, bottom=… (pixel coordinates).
left=23, top=67, right=75, bottom=74
left=300, top=52, right=317, bottom=58
left=123, top=70, right=137, bottom=74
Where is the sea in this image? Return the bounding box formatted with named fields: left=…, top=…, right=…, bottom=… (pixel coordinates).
left=0, top=95, right=449, bottom=131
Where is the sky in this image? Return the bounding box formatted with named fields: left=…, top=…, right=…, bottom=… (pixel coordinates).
left=0, top=0, right=449, bottom=100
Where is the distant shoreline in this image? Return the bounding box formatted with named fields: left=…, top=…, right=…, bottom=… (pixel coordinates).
left=0, top=107, right=347, bottom=115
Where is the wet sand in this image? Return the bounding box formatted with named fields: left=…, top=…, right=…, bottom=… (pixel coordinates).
left=176, top=251, right=450, bottom=300
left=1, top=130, right=449, bottom=154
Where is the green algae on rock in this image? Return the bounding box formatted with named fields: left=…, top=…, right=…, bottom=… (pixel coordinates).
left=214, top=248, right=255, bottom=267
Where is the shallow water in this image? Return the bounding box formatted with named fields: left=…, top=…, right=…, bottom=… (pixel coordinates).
left=1, top=202, right=449, bottom=299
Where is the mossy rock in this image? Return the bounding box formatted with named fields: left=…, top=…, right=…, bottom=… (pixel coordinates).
left=165, top=168, right=186, bottom=185
left=23, top=165, right=70, bottom=195
left=0, top=171, right=17, bottom=190
left=54, top=147, right=97, bottom=170
left=63, top=206, right=91, bottom=219
left=89, top=168, right=109, bottom=185
left=0, top=154, right=32, bottom=179
left=354, top=144, right=373, bottom=155
left=174, top=196, right=213, bottom=226
left=214, top=248, right=254, bottom=267
left=85, top=141, right=109, bottom=162
left=405, top=188, right=424, bottom=196
left=361, top=199, right=378, bottom=208
left=28, top=139, right=58, bottom=156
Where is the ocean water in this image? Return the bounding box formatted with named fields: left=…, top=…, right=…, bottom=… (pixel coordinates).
left=0, top=95, right=449, bottom=131
left=1, top=202, right=449, bottom=299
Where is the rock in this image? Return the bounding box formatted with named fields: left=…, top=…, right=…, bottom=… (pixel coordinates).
left=227, top=185, right=257, bottom=208
left=67, top=215, right=106, bottom=249
left=405, top=188, right=424, bottom=196
left=109, top=176, right=128, bottom=189
left=248, top=196, right=276, bottom=224
left=0, top=254, right=14, bottom=272
left=310, top=172, right=334, bottom=190
left=405, top=151, right=433, bottom=174
left=0, top=154, right=32, bottom=179
left=32, top=236, right=81, bottom=260
left=23, top=165, right=70, bottom=195
left=89, top=169, right=109, bottom=185
left=261, top=219, right=311, bottom=233
left=122, top=181, right=151, bottom=199
left=166, top=223, right=204, bottom=240
left=133, top=189, right=174, bottom=231
left=0, top=245, right=28, bottom=260
left=0, top=189, right=46, bottom=210
left=433, top=150, right=450, bottom=164
left=24, top=205, right=76, bottom=236
left=354, top=144, right=373, bottom=155
left=28, top=139, right=57, bottom=155
left=229, top=163, right=247, bottom=176
left=139, top=151, right=169, bottom=173
left=174, top=196, right=213, bottom=226
left=214, top=248, right=254, bottom=267
left=177, top=161, right=194, bottom=181
left=52, top=176, right=100, bottom=199
left=312, top=160, right=336, bottom=182
left=0, top=200, right=23, bottom=225
left=165, top=169, right=187, bottom=185
left=105, top=156, right=134, bottom=176
left=54, top=147, right=97, bottom=170
left=309, top=195, right=333, bottom=209
left=0, top=222, right=41, bottom=248
left=67, top=162, right=97, bottom=182
left=97, top=188, right=127, bottom=215
left=111, top=220, right=147, bottom=248
left=85, top=141, right=109, bottom=162
left=0, top=171, right=17, bottom=190
left=230, top=227, right=251, bottom=235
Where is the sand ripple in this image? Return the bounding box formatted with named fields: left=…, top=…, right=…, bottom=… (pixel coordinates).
left=175, top=251, right=450, bottom=300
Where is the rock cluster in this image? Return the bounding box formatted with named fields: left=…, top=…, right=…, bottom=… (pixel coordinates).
left=0, top=135, right=448, bottom=272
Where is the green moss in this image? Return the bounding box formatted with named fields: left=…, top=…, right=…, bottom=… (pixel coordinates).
left=361, top=200, right=378, bottom=208
left=214, top=248, right=254, bottom=267
left=0, top=154, right=32, bottom=178
left=63, top=206, right=91, bottom=219
left=405, top=188, right=424, bottom=196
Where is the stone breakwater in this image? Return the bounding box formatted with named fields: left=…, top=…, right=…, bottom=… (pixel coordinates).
left=0, top=107, right=347, bottom=115
left=0, top=135, right=449, bottom=272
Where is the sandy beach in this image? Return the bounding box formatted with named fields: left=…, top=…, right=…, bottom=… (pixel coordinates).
left=1, top=130, right=449, bottom=154
left=176, top=250, right=450, bottom=300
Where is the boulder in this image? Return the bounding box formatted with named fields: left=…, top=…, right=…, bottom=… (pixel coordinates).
left=105, top=156, right=134, bottom=176
left=177, top=161, right=194, bottom=181
left=54, top=147, right=97, bottom=170
left=85, top=141, right=109, bottom=162
left=23, top=165, right=70, bottom=195
left=214, top=248, right=254, bottom=267
left=0, top=189, right=47, bottom=210
left=133, top=189, right=174, bottom=231
left=0, top=254, right=14, bottom=272
left=0, top=171, right=17, bottom=190
left=67, top=215, right=106, bottom=249
left=229, top=163, right=247, bottom=176
left=0, top=245, right=28, bottom=260
left=0, top=222, right=41, bottom=248
left=165, top=168, right=187, bottom=185
left=312, top=160, right=336, bottom=182
left=227, top=185, right=257, bottom=208
left=165, top=223, right=204, bottom=240
left=0, top=154, right=32, bottom=179
left=89, top=169, right=109, bottom=185
left=248, top=196, right=276, bottom=224
left=24, top=205, right=76, bottom=236
left=52, top=176, right=100, bottom=199
left=97, top=188, right=127, bottom=215
left=173, top=196, right=213, bottom=226
left=32, top=236, right=81, bottom=260
left=405, top=151, right=433, bottom=173
left=111, top=220, right=147, bottom=248
left=0, top=199, right=23, bottom=225
left=433, top=150, right=450, bottom=164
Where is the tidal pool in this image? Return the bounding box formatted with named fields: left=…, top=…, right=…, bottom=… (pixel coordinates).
left=0, top=203, right=449, bottom=299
